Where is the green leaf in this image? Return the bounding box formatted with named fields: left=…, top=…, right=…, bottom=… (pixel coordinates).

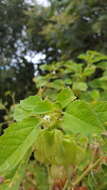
left=97, top=61, right=107, bottom=70
left=89, top=77, right=107, bottom=90
left=35, top=129, right=63, bottom=165
left=66, top=62, right=83, bottom=73
left=89, top=90, right=100, bottom=101
left=73, top=82, right=88, bottom=91
left=80, top=90, right=100, bottom=102
left=0, top=152, right=30, bottom=190
left=13, top=104, right=31, bottom=121
left=48, top=79, right=65, bottom=90
left=83, top=65, right=96, bottom=77
left=33, top=76, right=48, bottom=88
left=58, top=136, right=84, bottom=166
left=61, top=100, right=104, bottom=136
left=35, top=129, right=84, bottom=166
left=0, top=117, right=40, bottom=175
left=43, top=89, right=58, bottom=101
left=78, top=51, right=107, bottom=64
left=20, top=95, right=41, bottom=110
left=90, top=101, right=107, bottom=123
left=64, top=79, right=72, bottom=85
left=8, top=151, right=30, bottom=190
left=33, top=100, right=56, bottom=113
left=14, top=96, right=56, bottom=121
left=57, top=88, right=76, bottom=108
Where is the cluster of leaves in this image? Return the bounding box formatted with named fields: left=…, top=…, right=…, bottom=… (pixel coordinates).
left=1, top=50, right=107, bottom=190
left=0, top=90, right=106, bottom=189
left=35, top=50, right=107, bottom=102
left=27, top=0, right=107, bottom=61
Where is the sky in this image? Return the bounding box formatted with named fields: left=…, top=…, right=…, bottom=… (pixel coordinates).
left=36, top=0, right=49, bottom=6
left=26, top=0, right=49, bottom=7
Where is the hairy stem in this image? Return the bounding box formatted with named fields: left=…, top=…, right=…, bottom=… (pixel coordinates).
left=62, top=179, right=69, bottom=190
left=72, top=157, right=103, bottom=187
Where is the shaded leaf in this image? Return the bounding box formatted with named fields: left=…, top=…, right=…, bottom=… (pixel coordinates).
left=0, top=117, right=40, bottom=175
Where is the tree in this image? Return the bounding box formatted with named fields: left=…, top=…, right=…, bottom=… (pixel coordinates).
left=27, top=0, right=107, bottom=61
left=0, top=0, right=36, bottom=103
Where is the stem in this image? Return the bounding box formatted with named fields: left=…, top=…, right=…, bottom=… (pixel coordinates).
left=26, top=177, right=37, bottom=187
left=72, top=157, right=103, bottom=187
left=62, top=179, right=69, bottom=190
left=63, top=167, right=72, bottom=190
left=11, top=93, right=16, bottom=105
left=47, top=165, right=53, bottom=190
